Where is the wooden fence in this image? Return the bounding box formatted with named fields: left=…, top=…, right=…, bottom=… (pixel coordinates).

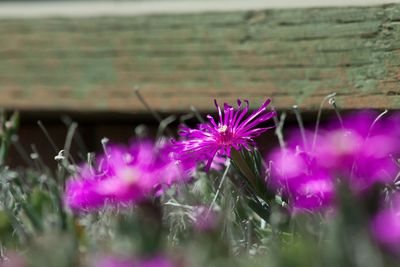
left=1, top=4, right=400, bottom=113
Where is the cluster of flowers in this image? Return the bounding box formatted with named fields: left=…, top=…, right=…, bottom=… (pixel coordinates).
left=64, top=141, right=192, bottom=267
left=63, top=98, right=276, bottom=267
left=173, top=99, right=400, bottom=252
left=65, top=140, right=193, bottom=210
left=64, top=98, right=400, bottom=255
left=267, top=111, right=400, bottom=211
left=66, top=97, right=267, bottom=264
left=65, top=98, right=276, bottom=210
left=267, top=111, right=400, bottom=250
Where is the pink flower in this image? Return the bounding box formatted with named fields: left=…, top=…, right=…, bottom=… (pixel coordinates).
left=267, top=110, right=400, bottom=213
left=315, top=111, right=400, bottom=192
left=208, top=154, right=228, bottom=172
left=371, top=194, right=400, bottom=253
left=268, top=148, right=334, bottom=212
left=2, top=252, right=27, bottom=267
left=65, top=140, right=189, bottom=211
left=174, top=99, right=276, bottom=170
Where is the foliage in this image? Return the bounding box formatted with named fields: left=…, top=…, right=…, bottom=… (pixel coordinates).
left=1, top=99, right=400, bottom=267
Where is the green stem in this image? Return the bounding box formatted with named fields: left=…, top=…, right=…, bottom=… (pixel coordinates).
left=230, top=149, right=257, bottom=190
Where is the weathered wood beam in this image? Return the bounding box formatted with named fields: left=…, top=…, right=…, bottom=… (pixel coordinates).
left=1, top=1, right=400, bottom=18
left=1, top=5, right=400, bottom=112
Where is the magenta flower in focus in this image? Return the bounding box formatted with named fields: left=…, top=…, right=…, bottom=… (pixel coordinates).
left=65, top=140, right=189, bottom=211
left=268, top=148, right=334, bottom=212
left=175, top=99, right=276, bottom=170
left=371, top=194, right=400, bottom=254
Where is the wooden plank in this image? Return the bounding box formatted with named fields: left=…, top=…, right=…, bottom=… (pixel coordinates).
left=0, top=1, right=398, bottom=19
left=1, top=5, right=400, bottom=113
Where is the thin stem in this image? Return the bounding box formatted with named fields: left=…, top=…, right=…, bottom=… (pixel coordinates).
left=350, top=109, right=388, bottom=180
left=246, top=219, right=252, bottom=253
left=30, top=144, right=48, bottom=175
left=11, top=135, right=34, bottom=167
left=273, top=110, right=286, bottom=149
left=190, top=105, right=205, bottom=123
left=179, top=113, right=195, bottom=125
left=163, top=201, right=194, bottom=210
left=101, top=137, right=110, bottom=157
left=156, top=115, right=176, bottom=139
left=0, top=242, right=4, bottom=262
left=312, top=92, right=337, bottom=152
left=61, top=116, right=88, bottom=156
left=329, top=97, right=344, bottom=129
left=134, top=88, right=174, bottom=136
left=37, top=120, right=59, bottom=154
left=207, top=159, right=231, bottom=217
left=366, top=109, right=388, bottom=140
left=63, top=122, right=79, bottom=167
left=293, top=105, right=307, bottom=149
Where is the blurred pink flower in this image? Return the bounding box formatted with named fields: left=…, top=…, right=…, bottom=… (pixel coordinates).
left=315, top=111, right=400, bottom=192
left=65, top=140, right=190, bottom=211
left=2, top=252, right=27, bottom=267
left=371, top=194, right=400, bottom=254
left=268, top=148, right=334, bottom=212
left=267, top=111, right=400, bottom=213
left=174, top=99, right=276, bottom=170
left=208, top=154, right=228, bottom=172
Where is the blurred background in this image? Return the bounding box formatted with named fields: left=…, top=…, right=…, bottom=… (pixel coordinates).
left=1, top=0, right=400, bottom=167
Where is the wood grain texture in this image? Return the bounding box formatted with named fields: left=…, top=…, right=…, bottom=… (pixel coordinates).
left=1, top=5, right=400, bottom=113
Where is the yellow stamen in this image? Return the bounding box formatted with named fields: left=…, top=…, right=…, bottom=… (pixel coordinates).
left=218, top=125, right=228, bottom=133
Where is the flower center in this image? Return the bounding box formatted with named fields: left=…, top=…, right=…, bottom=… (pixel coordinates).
left=119, top=168, right=139, bottom=185
left=95, top=168, right=140, bottom=196
left=217, top=125, right=228, bottom=133
left=217, top=125, right=234, bottom=145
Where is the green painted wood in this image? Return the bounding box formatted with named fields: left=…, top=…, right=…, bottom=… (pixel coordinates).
left=1, top=5, right=400, bottom=112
